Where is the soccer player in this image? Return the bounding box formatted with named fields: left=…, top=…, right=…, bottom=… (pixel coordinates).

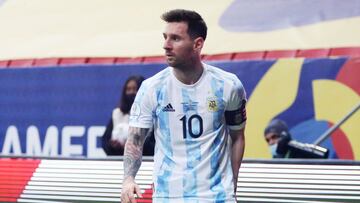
left=121, top=9, right=247, bottom=203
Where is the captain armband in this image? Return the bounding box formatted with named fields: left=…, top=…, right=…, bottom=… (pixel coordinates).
left=225, top=99, right=247, bottom=126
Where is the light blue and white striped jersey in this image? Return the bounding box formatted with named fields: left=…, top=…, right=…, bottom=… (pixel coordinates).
left=129, top=63, right=247, bottom=203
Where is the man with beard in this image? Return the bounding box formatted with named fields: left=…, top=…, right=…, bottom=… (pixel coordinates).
left=121, top=9, right=247, bottom=203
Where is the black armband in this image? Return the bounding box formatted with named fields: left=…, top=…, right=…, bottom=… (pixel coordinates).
left=225, top=99, right=247, bottom=126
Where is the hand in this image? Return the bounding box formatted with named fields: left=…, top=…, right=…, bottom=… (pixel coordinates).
left=121, top=177, right=142, bottom=203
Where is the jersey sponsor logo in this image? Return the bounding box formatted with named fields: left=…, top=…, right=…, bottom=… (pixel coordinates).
left=207, top=97, right=219, bottom=112
left=162, top=103, right=175, bottom=112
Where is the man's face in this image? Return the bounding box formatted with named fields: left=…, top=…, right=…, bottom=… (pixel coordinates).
left=265, top=132, right=281, bottom=146
left=162, top=22, right=196, bottom=68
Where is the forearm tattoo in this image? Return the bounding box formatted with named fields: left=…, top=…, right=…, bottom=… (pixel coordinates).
left=123, top=127, right=149, bottom=180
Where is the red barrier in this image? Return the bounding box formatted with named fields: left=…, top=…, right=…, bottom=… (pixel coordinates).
left=8, top=59, right=34, bottom=68
left=265, top=50, right=297, bottom=59
left=143, top=56, right=165, bottom=63
left=88, top=57, right=116, bottom=65
left=233, top=51, right=265, bottom=60
left=59, top=57, right=88, bottom=66
left=33, top=58, right=60, bottom=67
left=330, top=47, right=360, bottom=57
left=0, top=47, right=360, bottom=68
left=0, top=60, right=10, bottom=68
left=296, top=48, right=330, bottom=58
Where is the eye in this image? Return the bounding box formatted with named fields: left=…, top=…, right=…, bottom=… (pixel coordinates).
left=172, top=36, right=181, bottom=41
left=273, top=134, right=280, bottom=139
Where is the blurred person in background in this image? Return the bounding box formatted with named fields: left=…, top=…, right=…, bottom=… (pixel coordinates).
left=102, top=75, right=155, bottom=156
left=121, top=9, right=247, bottom=203
left=264, top=119, right=291, bottom=158
left=264, top=119, right=328, bottom=159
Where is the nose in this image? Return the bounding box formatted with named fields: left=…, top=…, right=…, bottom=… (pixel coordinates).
left=268, top=138, right=277, bottom=146
left=126, top=87, right=137, bottom=95
left=163, top=38, right=171, bottom=50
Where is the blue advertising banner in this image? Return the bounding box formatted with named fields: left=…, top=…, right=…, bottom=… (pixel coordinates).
left=1, top=58, right=359, bottom=159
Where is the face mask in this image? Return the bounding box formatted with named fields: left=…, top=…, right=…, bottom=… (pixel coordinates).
left=269, top=143, right=278, bottom=158
left=269, top=143, right=286, bottom=158
left=124, top=93, right=136, bottom=105
left=121, top=94, right=137, bottom=114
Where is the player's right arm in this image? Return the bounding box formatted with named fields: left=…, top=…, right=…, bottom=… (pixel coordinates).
left=122, top=77, right=156, bottom=202
left=121, top=127, right=150, bottom=203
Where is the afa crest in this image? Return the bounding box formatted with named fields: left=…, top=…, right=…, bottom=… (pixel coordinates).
left=207, top=98, right=218, bottom=112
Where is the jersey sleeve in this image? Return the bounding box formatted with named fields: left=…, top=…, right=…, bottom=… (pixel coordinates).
left=225, top=78, right=247, bottom=130
left=129, top=81, right=154, bottom=129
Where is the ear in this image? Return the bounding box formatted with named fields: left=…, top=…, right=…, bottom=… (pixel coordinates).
left=193, top=37, right=204, bottom=51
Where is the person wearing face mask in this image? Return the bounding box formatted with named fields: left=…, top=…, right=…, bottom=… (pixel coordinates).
left=102, top=75, right=155, bottom=156
left=264, top=119, right=291, bottom=158
left=264, top=119, right=329, bottom=159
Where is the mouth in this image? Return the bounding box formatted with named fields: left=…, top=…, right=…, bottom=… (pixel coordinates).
left=165, top=52, right=174, bottom=57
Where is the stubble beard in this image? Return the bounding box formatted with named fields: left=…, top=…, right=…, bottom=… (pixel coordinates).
left=166, top=56, right=176, bottom=67
left=167, top=55, right=195, bottom=71
left=166, top=57, right=184, bottom=69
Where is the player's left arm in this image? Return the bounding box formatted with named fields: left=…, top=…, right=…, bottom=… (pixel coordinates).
left=230, top=128, right=245, bottom=193
left=225, top=76, right=247, bottom=193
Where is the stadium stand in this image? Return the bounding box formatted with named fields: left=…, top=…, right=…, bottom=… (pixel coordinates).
left=0, top=157, right=359, bottom=203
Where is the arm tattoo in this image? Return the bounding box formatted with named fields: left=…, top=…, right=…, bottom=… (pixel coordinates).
left=123, top=127, right=149, bottom=180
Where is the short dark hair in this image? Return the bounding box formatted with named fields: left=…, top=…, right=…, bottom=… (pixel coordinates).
left=161, top=9, right=207, bottom=40
left=264, top=119, right=289, bottom=137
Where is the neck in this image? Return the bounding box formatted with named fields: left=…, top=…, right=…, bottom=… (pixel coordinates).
left=173, top=59, right=204, bottom=85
